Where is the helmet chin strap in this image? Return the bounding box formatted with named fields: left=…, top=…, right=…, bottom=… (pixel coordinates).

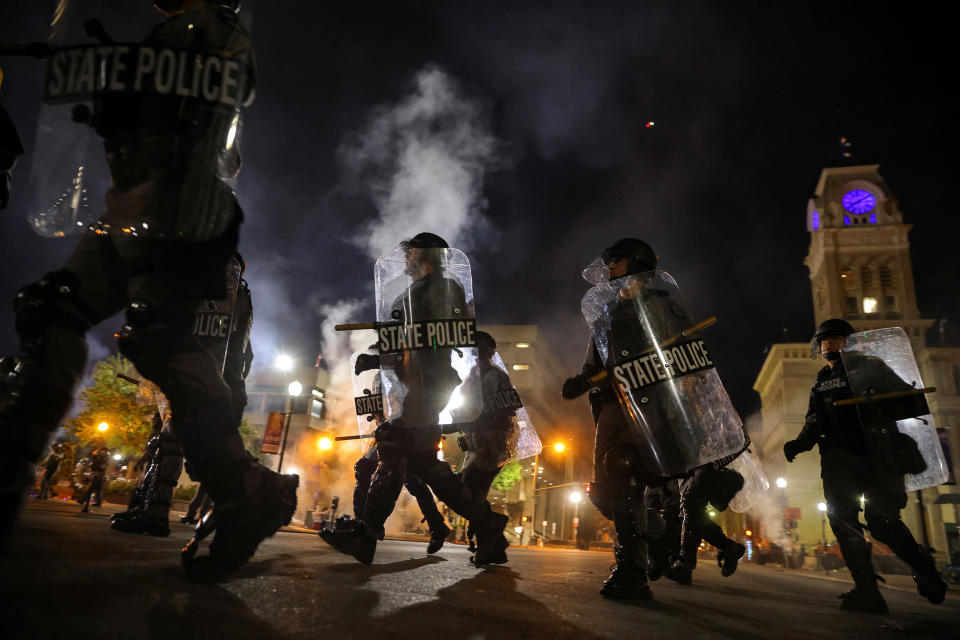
left=824, top=351, right=841, bottom=361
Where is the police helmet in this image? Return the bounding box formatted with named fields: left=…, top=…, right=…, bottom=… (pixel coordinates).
left=601, top=238, right=658, bottom=274
left=400, top=232, right=449, bottom=251
left=475, top=331, right=496, bottom=356
left=814, top=318, right=854, bottom=341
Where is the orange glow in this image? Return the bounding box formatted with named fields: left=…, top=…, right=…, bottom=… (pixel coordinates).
left=553, top=442, right=565, bottom=453
left=317, top=436, right=332, bottom=451
left=745, top=530, right=752, bottom=537
left=97, top=422, right=109, bottom=432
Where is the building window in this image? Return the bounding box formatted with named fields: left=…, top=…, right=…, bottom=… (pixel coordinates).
left=512, top=364, right=531, bottom=371
left=844, top=297, right=859, bottom=314
left=862, top=297, right=878, bottom=314
left=884, top=296, right=897, bottom=312
left=310, top=398, right=325, bottom=419
left=953, top=365, right=960, bottom=394
left=880, top=266, right=895, bottom=289
left=515, top=342, right=531, bottom=349
left=860, top=266, right=874, bottom=290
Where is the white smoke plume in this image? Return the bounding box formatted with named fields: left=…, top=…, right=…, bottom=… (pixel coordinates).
left=339, top=64, right=501, bottom=258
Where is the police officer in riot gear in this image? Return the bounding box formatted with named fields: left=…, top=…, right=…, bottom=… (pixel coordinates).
left=562, top=237, right=662, bottom=600
left=320, top=232, right=509, bottom=565
left=112, top=253, right=254, bottom=537
left=0, top=2, right=296, bottom=581
left=784, top=318, right=947, bottom=613
left=457, top=331, right=516, bottom=551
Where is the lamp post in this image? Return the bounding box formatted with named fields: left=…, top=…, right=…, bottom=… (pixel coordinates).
left=277, top=380, right=302, bottom=474
left=570, top=489, right=582, bottom=546
left=817, top=501, right=827, bottom=547
left=554, top=442, right=572, bottom=540
left=776, top=477, right=788, bottom=543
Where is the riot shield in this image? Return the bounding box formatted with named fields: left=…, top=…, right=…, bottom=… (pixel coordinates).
left=581, top=270, right=744, bottom=477
left=373, top=246, right=483, bottom=429
left=490, top=353, right=541, bottom=462
left=26, top=0, right=255, bottom=240
left=193, top=255, right=244, bottom=374
left=727, top=449, right=769, bottom=513
left=581, top=257, right=609, bottom=285
left=841, top=328, right=948, bottom=490
left=350, top=350, right=383, bottom=453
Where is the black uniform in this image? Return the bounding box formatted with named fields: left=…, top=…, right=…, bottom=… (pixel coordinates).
left=0, top=5, right=296, bottom=578
left=113, top=267, right=254, bottom=536
left=363, top=272, right=498, bottom=541
left=322, top=264, right=508, bottom=565
left=786, top=352, right=944, bottom=608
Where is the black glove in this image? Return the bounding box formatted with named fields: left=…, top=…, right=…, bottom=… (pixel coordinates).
left=562, top=374, right=592, bottom=400
left=783, top=439, right=806, bottom=463
left=354, top=353, right=381, bottom=375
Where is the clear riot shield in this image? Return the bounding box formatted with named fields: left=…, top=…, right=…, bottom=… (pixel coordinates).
left=350, top=351, right=383, bottom=453
left=470, top=353, right=542, bottom=463
left=27, top=0, right=254, bottom=240
left=841, top=328, right=948, bottom=490
left=374, top=247, right=482, bottom=429
left=727, top=449, right=769, bottom=513
left=193, top=255, right=243, bottom=374
left=581, top=270, right=744, bottom=477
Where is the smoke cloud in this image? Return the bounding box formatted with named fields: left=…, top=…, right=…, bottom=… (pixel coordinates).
left=339, top=65, right=502, bottom=258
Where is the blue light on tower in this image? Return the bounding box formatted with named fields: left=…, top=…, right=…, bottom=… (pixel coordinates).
left=844, top=215, right=851, bottom=226
left=842, top=189, right=876, bottom=214
left=812, top=210, right=820, bottom=230
left=869, top=213, right=877, bottom=224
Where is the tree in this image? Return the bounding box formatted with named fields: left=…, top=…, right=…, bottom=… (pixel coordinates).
left=491, top=460, right=523, bottom=492
left=62, top=355, right=156, bottom=456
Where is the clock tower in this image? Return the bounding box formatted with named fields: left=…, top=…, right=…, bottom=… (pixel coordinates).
left=752, top=164, right=960, bottom=566
left=804, top=164, right=933, bottom=345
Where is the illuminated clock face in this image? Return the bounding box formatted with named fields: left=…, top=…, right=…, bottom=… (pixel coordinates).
left=842, top=189, right=876, bottom=214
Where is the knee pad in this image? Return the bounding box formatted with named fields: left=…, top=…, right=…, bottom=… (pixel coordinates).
left=14, top=269, right=93, bottom=342
left=117, top=301, right=195, bottom=377
left=864, top=512, right=906, bottom=544
left=707, top=468, right=745, bottom=512
left=586, top=481, right=613, bottom=519
left=355, top=455, right=378, bottom=479
left=602, top=443, right=658, bottom=486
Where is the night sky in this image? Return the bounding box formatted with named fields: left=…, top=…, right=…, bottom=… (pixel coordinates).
left=1, top=1, right=957, bottom=429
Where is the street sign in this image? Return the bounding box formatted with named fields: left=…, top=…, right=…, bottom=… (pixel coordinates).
left=784, top=507, right=802, bottom=521
left=262, top=411, right=285, bottom=454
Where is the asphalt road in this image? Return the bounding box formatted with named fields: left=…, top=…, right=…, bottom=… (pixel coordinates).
left=2, top=501, right=958, bottom=640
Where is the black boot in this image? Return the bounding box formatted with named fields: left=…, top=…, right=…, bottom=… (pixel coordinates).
left=909, top=545, right=947, bottom=605
left=183, top=469, right=299, bottom=582
left=838, top=540, right=888, bottom=614
left=318, top=517, right=377, bottom=565
left=426, top=521, right=451, bottom=555
left=601, top=544, right=653, bottom=600
left=111, top=510, right=171, bottom=536
left=473, top=511, right=509, bottom=566
left=717, top=542, right=747, bottom=577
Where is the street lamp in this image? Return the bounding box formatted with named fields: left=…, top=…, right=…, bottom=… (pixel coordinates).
left=97, top=422, right=108, bottom=432
left=776, top=477, right=787, bottom=489
left=277, top=380, right=302, bottom=474
left=553, top=442, right=565, bottom=453
left=317, top=436, right=333, bottom=451
left=275, top=354, right=294, bottom=372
